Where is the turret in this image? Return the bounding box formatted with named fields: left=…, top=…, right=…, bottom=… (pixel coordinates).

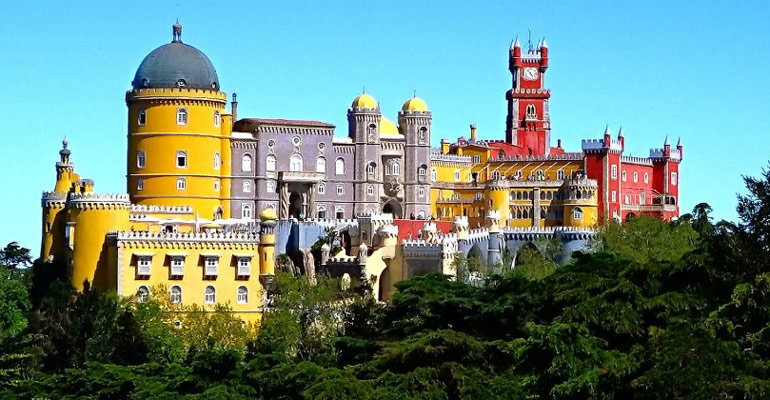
left=258, top=208, right=277, bottom=281
left=399, top=95, right=432, bottom=219
left=348, top=92, right=382, bottom=215
left=539, top=37, right=548, bottom=69
left=676, top=137, right=683, bottom=158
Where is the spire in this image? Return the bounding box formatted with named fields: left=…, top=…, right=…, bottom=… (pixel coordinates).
left=172, top=20, right=182, bottom=43
left=59, top=136, right=71, bottom=164
left=676, top=137, right=682, bottom=147
left=541, top=37, right=548, bottom=48
left=362, top=86, right=366, bottom=94
left=513, top=36, right=520, bottom=48
left=604, top=124, right=611, bottom=136
left=664, top=135, right=670, bottom=146
left=618, top=126, right=624, bottom=138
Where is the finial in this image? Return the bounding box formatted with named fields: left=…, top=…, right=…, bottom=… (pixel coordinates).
left=664, top=135, right=670, bottom=146
left=172, top=20, right=182, bottom=43
left=513, top=36, right=520, bottom=48
left=604, top=124, right=611, bottom=136
left=618, top=126, right=624, bottom=138
left=413, top=89, right=417, bottom=98
left=677, top=137, right=682, bottom=147
left=62, top=136, right=68, bottom=148
left=232, top=92, right=237, bottom=102
left=362, top=86, right=366, bottom=94
left=541, top=37, right=548, bottom=48
left=527, top=28, right=533, bottom=52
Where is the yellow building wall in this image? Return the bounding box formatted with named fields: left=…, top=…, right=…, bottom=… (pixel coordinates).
left=126, top=88, right=228, bottom=221
left=69, top=201, right=130, bottom=290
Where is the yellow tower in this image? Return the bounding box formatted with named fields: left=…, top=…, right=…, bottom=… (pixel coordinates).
left=563, top=178, right=599, bottom=228
left=126, top=22, right=231, bottom=221
left=41, top=138, right=77, bottom=261
left=258, top=208, right=277, bottom=278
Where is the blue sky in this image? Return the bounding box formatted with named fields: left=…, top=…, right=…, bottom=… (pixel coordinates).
left=1, top=1, right=768, bottom=254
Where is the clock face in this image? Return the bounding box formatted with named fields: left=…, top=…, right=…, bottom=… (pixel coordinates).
left=523, top=67, right=539, bottom=81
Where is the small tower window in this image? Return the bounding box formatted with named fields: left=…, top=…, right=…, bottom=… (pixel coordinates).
left=473, top=155, right=480, bottom=164
left=418, top=165, right=427, bottom=182
left=526, top=104, right=537, bottom=119
left=419, top=186, right=425, bottom=197
left=204, top=286, right=216, bottom=304
left=243, top=154, right=254, bottom=172
left=393, top=162, right=400, bottom=176
left=264, top=154, right=274, bottom=172
left=557, top=169, right=565, bottom=180
left=622, top=170, right=627, bottom=182
left=267, top=180, right=276, bottom=192
left=243, top=180, right=251, bottom=193
left=170, top=286, right=182, bottom=304
left=644, top=172, right=649, bottom=184
left=431, top=168, right=437, bottom=182
left=671, top=172, right=678, bottom=186
left=242, top=204, right=252, bottom=219
left=318, top=183, right=325, bottom=194
left=214, top=179, right=220, bottom=191
left=633, top=171, right=638, bottom=183
left=367, top=162, right=377, bottom=178
left=237, top=286, right=248, bottom=304
left=611, top=165, right=618, bottom=180
left=214, top=110, right=221, bottom=127
left=290, top=154, right=303, bottom=172
left=137, top=150, right=146, bottom=169
left=176, top=151, right=187, bottom=168
left=335, top=157, right=345, bottom=175
left=137, top=178, right=144, bottom=191
left=176, top=108, right=188, bottom=125
left=337, top=184, right=344, bottom=195
left=573, top=207, right=583, bottom=221
left=367, top=185, right=374, bottom=196
left=454, top=170, right=460, bottom=182
left=176, top=178, right=186, bottom=191
left=316, top=156, right=326, bottom=173
left=419, top=127, right=427, bottom=142
left=213, top=152, right=221, bottom=170
left=138, top=109, right=147, bottom=126
left=317, top=205, right=326, bottom=219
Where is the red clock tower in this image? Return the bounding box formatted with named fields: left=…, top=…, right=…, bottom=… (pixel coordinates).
left=505, top=37, right=551, bottom=156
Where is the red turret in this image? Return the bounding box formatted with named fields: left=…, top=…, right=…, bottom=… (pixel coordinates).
left=539, top=38, right=548, bottom=70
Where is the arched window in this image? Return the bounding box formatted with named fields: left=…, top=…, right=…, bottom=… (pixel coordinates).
left=393, top=162, right=400, bottom=176
left=576, top=190, right=582, bottom=200
left=176, top=178, right=186, bottom=191
left=204, top=286, right=216, bottom=304
left=335, top=157, right=345, bottom=175
left=316, top=157, right=326, bottom=173
left=176, top=151, right=187, bottom=168
left=573, top=207, right=583, bottom=220
left=290, top=154, right=303, bottom=172
left=137, top=286, right=150, bottom=303
left=242, top=154, right=253, bottom=172
left=170, top=285, right=182, bottom=304
left=367, top=185, right=374, bottom=196
left=317, top=205, right=326, bottom=219
left=367, top=162, right=377, bottom=179
left=265, top=155, right=275, bottom=172
left=214, top=110, right=220, bottom=127
left=137, top=178, right=144, bottom=191
left=526, top=104, right=537, bottom=119
left=138, top=109, right=146, bottom=126
left=536, top=170, right=544, bottom=180
left=492, top=171, right=500, bottom=180
left=644, top=172, right=649, bottom=184
left=431, top=168, right=437, bottom=181
left=557, top=169, right=565, bottom=180
left=176, top=108, right=188, bottom=125
left=266, top=180, right=276, bottom=192
left=237, top=286, right=248, bottom=304
left=419, top=127, right=427, bottom=142
left=317, top=183, right=325, bottom=194
left=243, top=180, right=251, bottom=192
left=622, top=170, right=627, bottom=182
left=213, top=153, right=221, bottom=170
left=242, top=204, right=252, bottom=219
left=137, top=150, right=146, bottom=169
left=633, top=171, right=639, bottom=183
left=418, top=165, right=427, bottom=182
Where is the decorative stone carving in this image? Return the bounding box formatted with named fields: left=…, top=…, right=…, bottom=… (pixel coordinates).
left=385, top=177, right=400, bottom=196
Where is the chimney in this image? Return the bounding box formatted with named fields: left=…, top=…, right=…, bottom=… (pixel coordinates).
left=557, top=138, right=562, bottom=148
left=470, top=124, right=477, bottom=141
left=231, top=93, right=238, bottom=122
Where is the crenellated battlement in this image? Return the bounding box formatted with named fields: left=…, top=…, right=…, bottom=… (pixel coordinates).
left=130, top=204, right=194, bottom=215
left=115, top=230, right=259, bottom=243
left=503, top=226, right=596, bottom=241
left=649, top=148, right=682, bottom=161
left=581, top=138, right=623, bottom=153
left=41, top=192, right=67, bottom=207
left=430, top=150, right=472, bottom=164
left=621, top=155, right=653, bottom=166
left=67, top=193, right=131, bottom=209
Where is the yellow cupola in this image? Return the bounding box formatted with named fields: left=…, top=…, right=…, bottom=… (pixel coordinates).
left=401, top=96, right=428, bottom=112
left=259, top=207, right=277, bottom=222
left=351, top=93, right=378, bottom=110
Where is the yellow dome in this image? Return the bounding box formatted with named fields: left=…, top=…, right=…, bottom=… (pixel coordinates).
left=259, top=207, right=277, bottom=221
left=351, top=93, right=378, bottom=110
left=380, top=117, right=400, bottom=136
left=401, top=96, right=428, bottom=112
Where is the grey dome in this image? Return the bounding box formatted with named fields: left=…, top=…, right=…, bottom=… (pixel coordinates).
left=132, top=26, right=219, bottom=90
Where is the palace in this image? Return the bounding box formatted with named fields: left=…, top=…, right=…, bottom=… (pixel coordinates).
left=40, top=23, right=682, bottom=320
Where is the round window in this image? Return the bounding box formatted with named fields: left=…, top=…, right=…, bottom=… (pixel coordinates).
left=292, top=136, right=302, bottom=146
left=267, top=140, right=275, bottom=148
left=318, top=142, right=325, bottom=150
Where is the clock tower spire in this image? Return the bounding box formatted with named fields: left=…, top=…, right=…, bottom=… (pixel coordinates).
left=505, top=35, right=551, bottom=155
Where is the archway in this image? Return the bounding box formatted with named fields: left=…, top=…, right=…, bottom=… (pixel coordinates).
left=289, top=192, right=303, bottom=219
left=382, top=200, right=402, bottom=219
left=625, top=212, right=636, bottom=222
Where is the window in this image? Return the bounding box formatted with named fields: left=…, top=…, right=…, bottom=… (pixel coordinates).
left=640, top=192, right=646, bottom=205
left=290, top=154, right=303, bottom=172
left=337, top=184, right=344, bottom=195
left=431, top=168, right=437, bottom=182
left=243, top=180, right=251, bottom=193
left=176, top=178, right=186, bottom=191
left=611, top=165, right=617, bottom=179
left=137, top=150, right=146, bottom=169
left=622, top=170, right=627, bottom=182
left=137, top=256, right=151, bottom=276
left=336, top=208, right=344, bottom=219
left=137, top=178, right=144, bottom=191
left=242, top=204, right=252, bottom=219
left=419, top=127, right=427, bottom=141
left=237, top=257, right=251, bottom=276
left=644, top=172, right=649, bottom=184
left=171, top=256, right=184, bottom=276
left=573, top=207, right=583, bottom=220
left=367, top=185, right=374, bottom=196
left=137, top=286, right=150, bottom=303
left=267, top=180, right=276, bottom=192
left=454, top=170, right=460, bottom=181
left=316, top=157, right=326, bottom=173
left=243, top=154, right=254, bottom=172
left=138, top=109, right=146, bottom=126
left=526, top=104, right=537, bottom=119
left=515, top=170, right=523, bottom=180
left=335, top=158, right=345, bottom=175
left=214, top=179, right=220, bottom=191
left=612, top=190, right=617, bottom=202
left=176, top=108, right=188, bottom=125
left=204, top=286, right=216, bottom=304
left=393, top=162, right=400, bottom=176
left=633, top=171, right=638, bottom=183
left=317, top=205, right=326, bottom=219
left=492, top=171, right=500, bottom=180
left=317, top=183, right=325, bottom=194
left=419, top=186, right=425, bottom=197
left=176, top=151, right=187, bottom=168
left=625, top=194, right=630, bottom=204
left=237, top=286, right=248, bottom=304
left=557, top=169, right=565, bottom=180
left=213, top=153, right=221, bottom=170
left=418, top=165, right=427, bottom=182
left=204, top=257, right=218, bottom=276
left=671, top=172, right=678, bottom=186
left=473, top=155, right=480, bottom=164
left=367, top=162, right=376, bottom=177
left=536, top=170, right=544, bottom=180
left=214, top=110, right=220, bottom=127
left=170, top=286, right=182, bottom=304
